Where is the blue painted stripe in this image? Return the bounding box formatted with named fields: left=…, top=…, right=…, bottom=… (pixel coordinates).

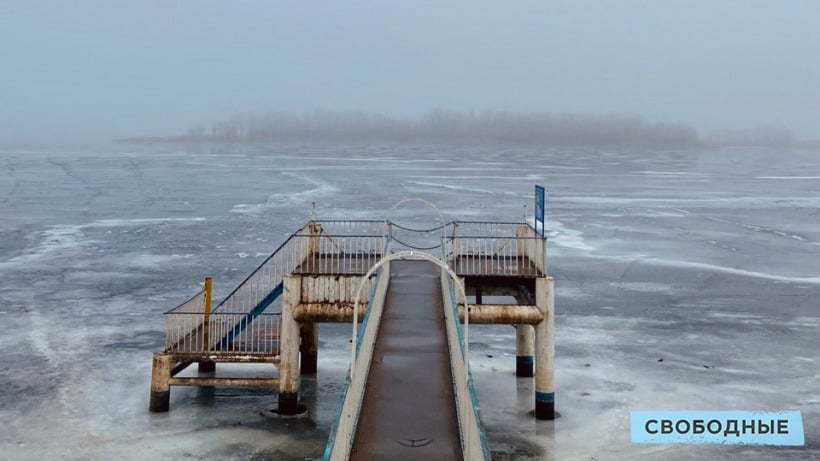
left=321, top=374, right=351, bottom=461
left=322, top=268, right=385, bottom=461
left=536, top=391, right=555, bottom=403
left=215, top=282, right=283, bottom=351
left=444, top=275, right=492, bottom=461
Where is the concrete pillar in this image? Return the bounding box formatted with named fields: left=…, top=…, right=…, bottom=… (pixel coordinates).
left=278, top=274, right=301, bottom=414
left=516, top=324, right=535, bottom=377
left=300, top=322, right=318, bottom=374
left=534, top=276, right=555, bottom=420
left=149, top=353, right=172, bottom=412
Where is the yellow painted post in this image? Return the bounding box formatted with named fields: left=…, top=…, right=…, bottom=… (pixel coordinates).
left=203, top=277, right=212, bottom=347
left=199, top=277, right=215, bottom=372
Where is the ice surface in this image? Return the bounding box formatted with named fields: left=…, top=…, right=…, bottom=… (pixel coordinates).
left=0, top=144, right=818, bottom=460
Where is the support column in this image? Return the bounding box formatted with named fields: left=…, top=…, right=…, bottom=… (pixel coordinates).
left=534, top=276, right=555, bottom=420
left=300, top=322, right=318, bottom=374
left=278, top=274, right=302, bottom=414
left=198, top=361, right=215, bottom=373
left=516, top=324, right=535, bottom=377
left=199, top=277, right=215, bottom=373
left=149, top=353, right=172, bottom=412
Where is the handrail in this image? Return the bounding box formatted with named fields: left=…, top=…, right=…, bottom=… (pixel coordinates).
left=350, top=250, right=468, bottom=379
left=164, top=288, right=206, bottom=315
left=441, top=270, right=491, bottom=460
left=212, top=230, right=301, bottom=311
left=385, top=198, right=449, bottom=253
left=323, top=264, right=390, bottom=461
left=304, top=219, right=537, bottom=235
left=388, top=234, right=444, bottom=251
left=448, top=232, right=547, bottom=277
left=387, top=221, right=450, bottom=233
left=164, top=311, right=281, bottom=355
left=447, top=233, right=546, bottom=239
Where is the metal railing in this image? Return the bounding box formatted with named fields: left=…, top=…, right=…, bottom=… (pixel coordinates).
left=210, top=312, right=280, bottom=354
left=165, top=311, right=280, bottom=355
left=215, top=221, right=389, bottom=313
left=448, top=233, right=546, bottom=277
left=163, top=223, right=305, bottom=355
left=312, top=219, right=387, bottom=236
left=291, top=234, right=388, bottom=275
left=451, top=220, right=526, bottom=237
left=214, top=230, right=305, bottom=314
left=323, top=264, right=391, bottom=461
left=167, top=288, right=206, bottom=315
left=161, top=219, right=543, bottom=357
left=441, top=267, right=492, bottom=461
left=310, top=220, right=540, bottom=255
left=162, top=221, right=389, bottom=356
left=164, top=289, right=207, bottom=352
left=387, top=220, right=450, bottom=251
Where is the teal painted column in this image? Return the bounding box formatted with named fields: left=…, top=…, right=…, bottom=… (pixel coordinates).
left=516, top=325, right=535, bottom=377
left=534, top=277, right=555, bottom=420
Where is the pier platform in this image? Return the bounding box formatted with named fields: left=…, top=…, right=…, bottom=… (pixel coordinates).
left=150, top=217, right=555, bottom=461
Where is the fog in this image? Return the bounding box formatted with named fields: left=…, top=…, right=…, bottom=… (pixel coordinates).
left=2, top=1, right=819, bottom=147
left=130, top=111, right=700, bottom=147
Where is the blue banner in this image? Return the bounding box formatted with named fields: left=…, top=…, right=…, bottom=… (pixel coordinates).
left=630, top=411, right=804, bottom=446
left=534, top=184, right=545, bottom=235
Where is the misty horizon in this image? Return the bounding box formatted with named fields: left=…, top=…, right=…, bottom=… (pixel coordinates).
left=2, top=2, right=818, bottom=147
left=120, top=109, right=818, bottom=149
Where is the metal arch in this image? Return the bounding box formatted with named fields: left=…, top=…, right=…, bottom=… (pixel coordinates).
left=387, top=197, right=447, bottom=227
left=350, top=251, right=470, bottom=382
left=385, top=197, right=449, bottom=250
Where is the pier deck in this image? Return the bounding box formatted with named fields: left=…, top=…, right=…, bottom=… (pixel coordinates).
left=350, top=260, right=461, bottom=461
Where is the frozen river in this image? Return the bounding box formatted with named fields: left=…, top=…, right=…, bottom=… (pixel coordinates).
left=1, top=143, right=818, bottom=460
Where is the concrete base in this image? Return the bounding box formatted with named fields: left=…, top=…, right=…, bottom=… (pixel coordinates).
left=535, top=392, right=555, bottom=420
left=516, top=355, right=534, bottom=377
left=150, top=353, right=172, bottom=412
left=198, top=361, right=215, bottom=373
left=149, top=390, right=170, bottom=412
left=276, top=392, right=302, bottom=415
left=299, top=322, right=318, bottom=375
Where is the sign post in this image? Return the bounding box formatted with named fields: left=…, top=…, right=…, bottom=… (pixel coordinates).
left=534, top=184, right=545, bottom=236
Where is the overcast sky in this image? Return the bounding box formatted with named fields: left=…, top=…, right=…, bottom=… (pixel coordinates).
left=1, top=1, right=818, bottom=145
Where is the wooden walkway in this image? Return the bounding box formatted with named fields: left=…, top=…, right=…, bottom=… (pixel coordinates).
left=350, top=260, right=461, bottom=461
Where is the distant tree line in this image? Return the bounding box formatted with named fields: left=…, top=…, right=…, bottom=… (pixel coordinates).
left=166, top=110, right=701, bottom=147
left=703, top=125, right=820, bottom=148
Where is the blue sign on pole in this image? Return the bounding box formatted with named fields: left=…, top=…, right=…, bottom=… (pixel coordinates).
left=535, top=184, right=545, bottom=236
